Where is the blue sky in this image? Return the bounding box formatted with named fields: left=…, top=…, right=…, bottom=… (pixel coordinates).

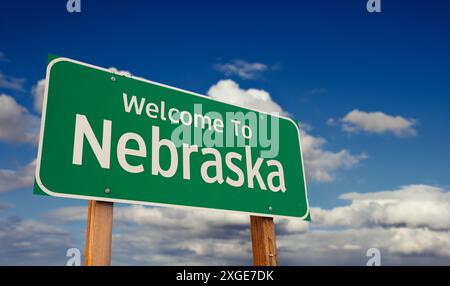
left=1, top=0, right=450, bottom=265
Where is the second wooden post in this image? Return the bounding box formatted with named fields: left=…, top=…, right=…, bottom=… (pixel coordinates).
left=250, top=216, right=277, bottom=266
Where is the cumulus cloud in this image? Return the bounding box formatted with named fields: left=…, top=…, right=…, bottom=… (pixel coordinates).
left=25, top=184, right=450, bottom=265
left=207, top=80, right=365, bottom=182
left=47, top=184, right=450, bottom=265
left=291, top=184, right=450, bottom=264
left=112, top=207, right=253, bottom=265
left=0, top=215, right=77, bottom=265
left=207, top=79, right=286, bottom=115
left=279, top=227, right=450, bottom=265
left=51, top=205, right=251, bottom=233
left=0, top=94, right=39, bottom=143
left=31, top=79, right=46, bottom=113
left=0, top=71, right=25, bottom=91
left=108, top=67, right=132, bottom=77
left=300, top=130, right=367, bottom=182
left=0, top=160, right=36, bottom=193
left=214, top=60, right=269, bottom=80
left=48, top=204, right=308, bottom=265
left=313, top=184, right=450, bottom=230
left=49, top=205, right=253, bottom=265
left=336, top=109, right=417, bottom=137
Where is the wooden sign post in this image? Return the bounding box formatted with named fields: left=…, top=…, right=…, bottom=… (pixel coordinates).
left=250, top=216, right=277, bottom=266
left=84, top=200, right=114, bottom=266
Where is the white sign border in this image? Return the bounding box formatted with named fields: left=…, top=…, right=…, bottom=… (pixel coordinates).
left=35, top=57, right=311, bottom=220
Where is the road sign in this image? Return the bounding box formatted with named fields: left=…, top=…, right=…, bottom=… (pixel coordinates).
left=34, top=57, right=310, bottom=219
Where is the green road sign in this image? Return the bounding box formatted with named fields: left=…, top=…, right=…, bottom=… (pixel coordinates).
left=34, top=57, right=310, bottom=219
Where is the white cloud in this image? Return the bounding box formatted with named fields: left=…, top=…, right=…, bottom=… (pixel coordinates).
left=300, top=130, right=367, bottom=182
left=48, top=184, right=450, bottom=265
left=108, top=67, right=132, bottom=77
left=51, top=204, right=250, bottom=230
left=207, top=79, right=286, bottom=115
left=49, top=205, right=253, bottom=265
left=278, top=227, right=450, bottom=265
left=31, top=79, right=45, bottom=113
left=46, top=205, right=87, bottom=221
left=214, top=60, right=268, bottom=80
left=0, top=216, right=76, bottom=265
left=0, top=160, right=36, bottom=193
left=207, top=80, right=365, bottom=182
left=48, top=204, right=308, bottom=265
left=108, top=184, right=450, bottom=265
left=0, top=71, right=25, bottom=91
left=0, top=94, right=39, bottom=143
left=313, top=184, right=450, bottom=231
left=337, top=109, right=417, bottom=137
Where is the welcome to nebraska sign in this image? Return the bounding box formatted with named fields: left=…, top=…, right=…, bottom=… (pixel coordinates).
left=34, top=57, right=310, bottom=219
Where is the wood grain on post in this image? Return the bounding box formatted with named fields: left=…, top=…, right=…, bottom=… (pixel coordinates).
left=84, top=200, right=114, bottom=266
left=250, top=216, right=277, bottom=266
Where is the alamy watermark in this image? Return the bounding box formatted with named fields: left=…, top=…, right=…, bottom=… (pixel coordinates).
left=66, top=0, right=81, bottom=13
left=66, top=247, right=81, bottom=266
left=121, top=93, right=283, bottom=159
left=66, top=0, right=381, bottom=14
left=367, top=0, right=381, bottom=13
left=366, top=248, right=381, bottom=266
